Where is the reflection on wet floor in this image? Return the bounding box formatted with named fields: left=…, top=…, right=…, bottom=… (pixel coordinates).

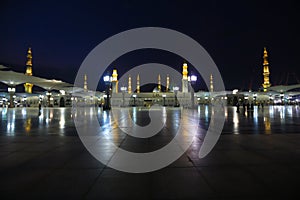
left=0, top=105, right=299, bottom=136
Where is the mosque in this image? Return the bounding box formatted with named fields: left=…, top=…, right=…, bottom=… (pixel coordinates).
left=105, top=47, right=300, bottom=108
left=0, top=47, right=300, bottom=108
left=108, top=63, right=217, bottom=107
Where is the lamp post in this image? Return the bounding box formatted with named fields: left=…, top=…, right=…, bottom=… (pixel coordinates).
left=280, top=93, right=284, bottom=105
left=162, top=94, right=166, bottom=106
left=253, top=93, right=257, bottom=105
left=46, top=92, right=52, bottom=107
left=120, top=86, right=127, bottom=107
left=8, top=87, right=16, bottom=108
left=103, top=75, right=112, bottom=110
left=269, top=95, right=273, bottom=105
left=173, top=86, right=179, bottom=107
left=189, top=75, right=197, bottom=109
left=132, top=94, right=137, bottom=107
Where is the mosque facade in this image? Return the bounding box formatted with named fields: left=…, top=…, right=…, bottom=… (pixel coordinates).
left=0, top=47, right=300, bottom=108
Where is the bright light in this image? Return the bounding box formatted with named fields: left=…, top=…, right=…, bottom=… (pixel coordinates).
left=274, top=99, right=281, bottom=104
left=232, top=89, right=238, bottom=95
left=120, top=87, right=127, bottom=91
left=244, top=96, right=249, bottom=100
left=132, top=94, right=137, bottom=98
left=51, top=79, right=62, bottom=83
left=162, top=94, right=166, bottom=97
left=46, top=92, right=52, bottom=96
left=173, top=86, right=179, bottom=91
left=59, top=90, right=66, bottom=95
left=8, top=87, right=15, bottom=92
left=103, top=75, right=111, bottom=82
left=190, top=75, right=197, bottom=82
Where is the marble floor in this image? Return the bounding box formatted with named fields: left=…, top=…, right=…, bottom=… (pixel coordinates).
left=0, top=105, right=299, bottom=199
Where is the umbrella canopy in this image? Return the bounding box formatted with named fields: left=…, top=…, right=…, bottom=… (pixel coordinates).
left=0, top=68, right=74, bottom=91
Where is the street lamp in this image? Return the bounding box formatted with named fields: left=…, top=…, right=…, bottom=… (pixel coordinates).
left=173, top=86, right=179, bottom=107
left=162, top=94, right=166, bottom=106
left=46, top=92, right=52, bottom=107
left=253, top=93, right=257, bottom=104
left=103, top=75, right=112, bottom=110
left=8, top=87, right=16, bottom=93
left=8, top=87, right=16, bottom=108
left=189, top=75, right=197, bottom=108
left=280, top=93, right=284, bottom=105
left=120, top=86, right=127, bottom=107
left=190, top=75, right=197, bottom=82
left=132, top=94, right=137, bottom=107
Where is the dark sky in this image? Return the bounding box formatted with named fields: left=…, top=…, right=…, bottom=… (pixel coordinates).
left=0, top=0, right=299, bottom=91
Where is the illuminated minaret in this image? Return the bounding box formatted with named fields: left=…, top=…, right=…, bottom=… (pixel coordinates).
left=158, top=74, right=161, bottom=92
left=24, top=47, right=33, bottom=93
left=128, top=75, right=132, bottom=94
left=166, top=74, right=170, bottom=92
left=137, top=74, right=140, bottom=93
left=262, top=47, right=271, bottom=92
left=210, top=74, right=214, bottom=92
left=112, top=69, right=118, bottom=93
left=84, top=74, right=88, bottom=92
left=182, top=62, right=188, bottom=92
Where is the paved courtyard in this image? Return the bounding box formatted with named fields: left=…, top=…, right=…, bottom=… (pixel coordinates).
left=0, top=106, right=300, bottom=199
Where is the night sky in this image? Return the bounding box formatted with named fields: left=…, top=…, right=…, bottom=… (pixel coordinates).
left=0, top=0, right=299, bottom=91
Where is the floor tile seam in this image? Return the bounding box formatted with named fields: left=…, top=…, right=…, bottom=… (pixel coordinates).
left=187, top=155, right=217, bottom=194
left=81, top=164, right=107, bottom=199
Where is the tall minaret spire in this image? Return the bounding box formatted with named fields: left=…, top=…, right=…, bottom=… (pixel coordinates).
left=137, top=74, right=140, bottom=93
left=128, top=75, right=132, bottom=94
left=24, top=47, right=33, bottom=93
left=210, top=74, right=214, bottom=92
left=262, top=47, right=271, bottom=92
left=84, top=74, right=88, bottom=92
left=112, top=69, right=118, bottom=93
left=25, top=48, right=32, bottom=75
left=182, top=62, right=189, bottom=92
left=158, top=74, right=161, bottom=92
left=166, top=74, right=170, bottom=92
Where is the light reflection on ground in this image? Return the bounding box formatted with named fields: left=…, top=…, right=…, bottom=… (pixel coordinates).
left=0, top=105, right=299, bottom=136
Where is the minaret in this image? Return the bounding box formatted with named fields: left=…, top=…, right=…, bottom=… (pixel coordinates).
left=137, top=74, right=140, bottom=93
left=262, top=47, right=271, bottom=92
left=158, top=74, right=161, bottom=92
left=112, top=69, right=118, bottom=93
left=210, top=74, right=214, bottom=92
left=84, top=74, right=88, bottom=92
left=128, top=75, right=132, bottom=94
left=166, top=74, right=170, bottom=92
left=182, top=62, right=189, bottom=92
left=24, top=47, right=33, bottom=93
